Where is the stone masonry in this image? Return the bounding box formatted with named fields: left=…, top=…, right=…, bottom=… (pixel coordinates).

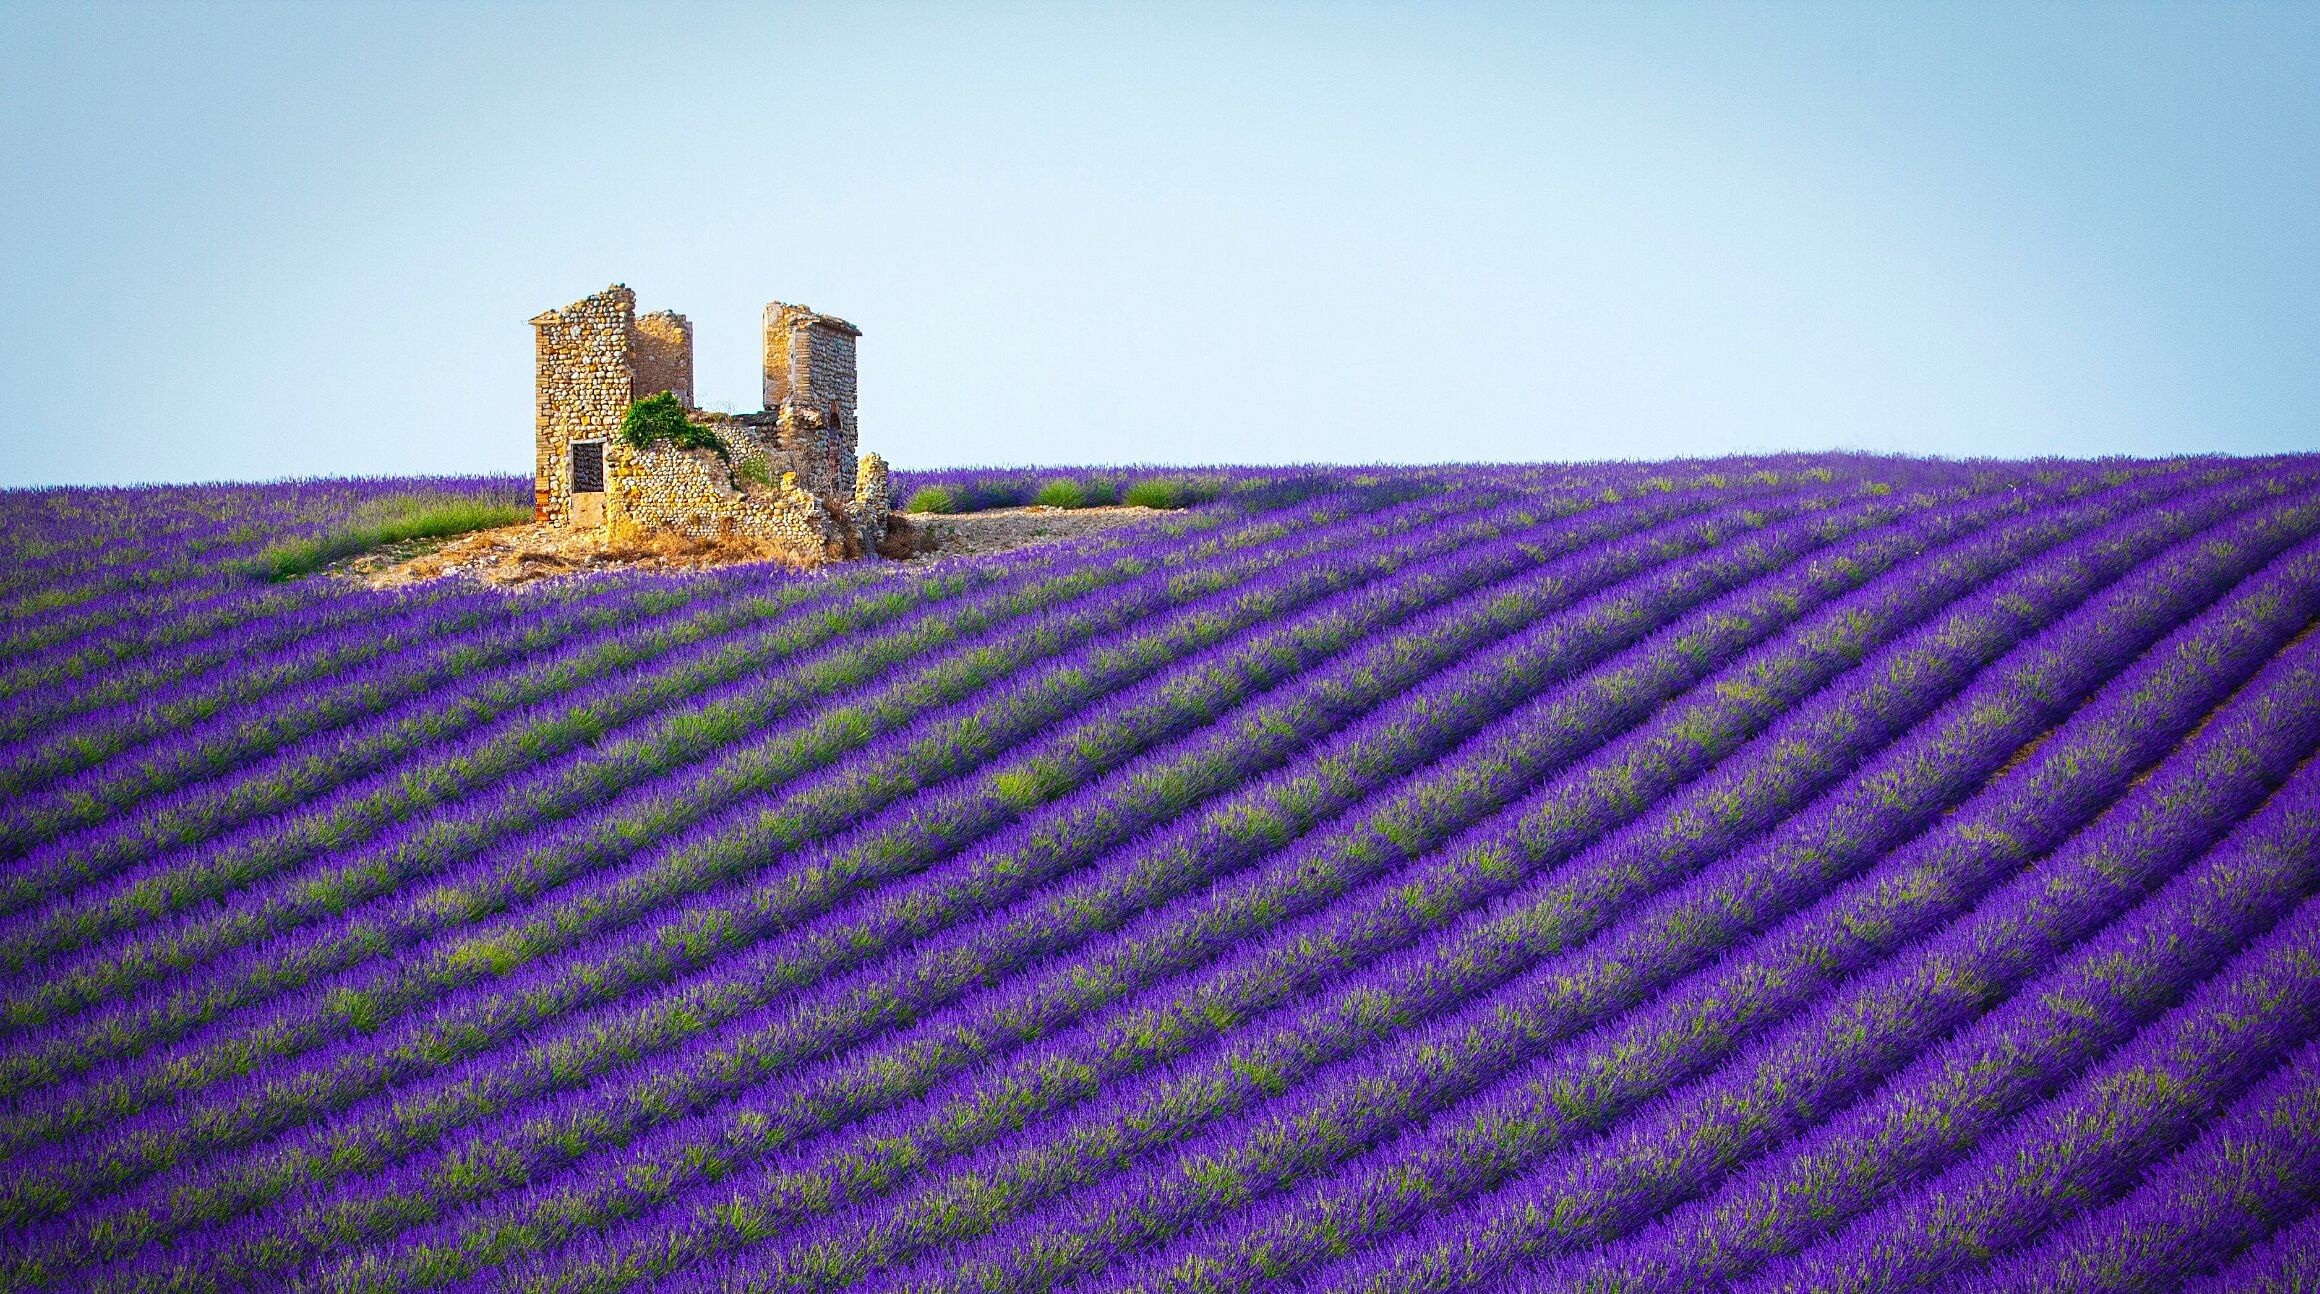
left=531, top=284, right=890, bottom=561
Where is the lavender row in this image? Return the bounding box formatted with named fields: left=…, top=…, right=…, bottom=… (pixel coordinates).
left=1548, top=756, right=2320, bottom=1294
left=0, top=566, right=526, bottom=749
left=875, top=455, right=1935, bottom=521
left=0, top=563, right=938, bottom=957
left=1287, top=579, right=2320, bottom=1294
left=559, top=468, right=2181, bottom=1293
left=0, top=477, right=522, bottom=603
left=0, top=479, right=300, bottom=555
left=173, top=489, right=1902, bottom=1292
left=1965, top=1038, right=2320, bottom=1294
left=0, top=483, right=1425, bottom=1036
left=0, top=485, right=1571, bottom=1199
left=835, top=475, right=2308, bottom=1294
left=0, top=477, right=529, bottom=669
left=0, top=579, right=737, bottom=852
left=0, top=503, right=267, bottom=595
left=882, top=462, right=1656, bottom=518
left=1736, top=879, right=2320, bottom=1294
left=0, top=505, right=262, bottom=581
left=0, top=571, right=354, bottom=687
left=0, top=515, right=298, bottom=613
left=0, top=560, right=746, bottom=800
left=2177, top=1197, right=2320, bottom=1294
left=0, top=579, right=333, bottom=699
left=0, top=461, right=1941, bottom=689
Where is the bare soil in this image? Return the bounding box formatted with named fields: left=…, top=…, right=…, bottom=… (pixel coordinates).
left=881, top=504, right=1173, bottom=559
left=341, top=505, right=1172, bottom=589
left=338, top=524, right=804, bottom=589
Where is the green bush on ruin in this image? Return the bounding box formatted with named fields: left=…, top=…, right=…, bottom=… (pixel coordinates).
left=620, top=391, right=725, bottom=455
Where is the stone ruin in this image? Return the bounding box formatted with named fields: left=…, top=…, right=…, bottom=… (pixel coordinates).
left=531, top=284, right=890, bottom=561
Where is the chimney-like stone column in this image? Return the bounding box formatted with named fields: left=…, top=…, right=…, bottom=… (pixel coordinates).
left=629, top=309, right=694, bottom=408
left=763, top=302, right=863, bottom=498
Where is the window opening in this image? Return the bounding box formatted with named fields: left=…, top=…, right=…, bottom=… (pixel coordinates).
left=572, top=440, right=605, bottom=493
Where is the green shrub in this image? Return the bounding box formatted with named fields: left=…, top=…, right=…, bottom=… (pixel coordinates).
left=905, top=485, right=964, bottom=514
left=1122, top=477, right=1187, bottom=509
left=1034, top=479, right=1090, bottom=509
left=619, top=392, right=725, bottom=454
left=246, top=494, right=529, bottom=582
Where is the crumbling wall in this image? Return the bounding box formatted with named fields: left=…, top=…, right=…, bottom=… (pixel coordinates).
left=799, top=325, right=858, bottom=425
left=770, top=405, right=845, bottom=499
left=629, top=310, right=694, bottom=408
left=852, top=451, right=892, bottom=555
left=763, top=302, right=862, bottom=500
left=611, top=442, right=861, bottom=558
left=531, top=285, right=636, bottom=525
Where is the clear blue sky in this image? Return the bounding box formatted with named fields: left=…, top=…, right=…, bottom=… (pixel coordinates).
left=4, top=2, right=2316, bottom=486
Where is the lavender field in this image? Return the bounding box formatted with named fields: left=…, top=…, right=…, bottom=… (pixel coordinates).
left=3, top=455, right=2318, bottom=1294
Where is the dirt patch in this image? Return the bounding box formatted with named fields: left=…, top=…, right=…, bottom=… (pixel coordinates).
left=883, top=504, right=1173, bottom=560
left=341, top=505, right=1172, bottom=589
left=341, top=523, right=808, bottom=589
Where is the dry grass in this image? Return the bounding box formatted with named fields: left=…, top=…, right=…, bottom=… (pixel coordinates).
left=343, top=504, right=1177, bottom=589
left=346, top=523, right=810, bottom=589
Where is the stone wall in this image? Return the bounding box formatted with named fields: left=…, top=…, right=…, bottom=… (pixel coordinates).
left=761, top=303, right=863, bottom=503
left=851, top=451, right=892, bottom=555
left=770, top=404, right=846, bottom=500
left=802, top=325, right=859, bottom=420
left=530, top=285, right=636, bottom=525
left=764, top=305, right=860, bottom=423
left=608, top=440, right=885, bottom=559
left=629, top=310, right=694, bottom=408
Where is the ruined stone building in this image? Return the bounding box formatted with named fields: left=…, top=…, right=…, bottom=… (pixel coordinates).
left=531, top=284, right=890, bottom=560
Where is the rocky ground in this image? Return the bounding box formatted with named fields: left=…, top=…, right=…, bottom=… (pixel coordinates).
left=341, top=504, right=1173, bottom=589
